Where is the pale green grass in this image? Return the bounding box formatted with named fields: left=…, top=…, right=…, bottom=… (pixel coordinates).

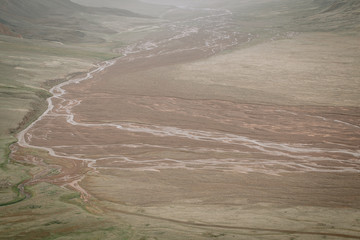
left=170, top=33, right=360, bottom=106
left=0, top=182, right=133, bottom=240
left=72, top=0, right=169, bottom=17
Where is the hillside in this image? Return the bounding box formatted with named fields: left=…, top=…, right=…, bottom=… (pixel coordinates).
left=71, top=0, right=169, bottom=17
left=304, top=0, right=360, bottom=32
left=0, top=22, right=21, bottom=38
left=0, top=0, right=146, bottom=43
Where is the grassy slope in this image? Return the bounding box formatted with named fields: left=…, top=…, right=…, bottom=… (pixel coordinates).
left=301, top=0, right=360, bottom=33
left=0, top=182, right=134, bottom=239
left=0, top=0, right=145, bottom=43
left=164, top=0, right=360, bottom=107
left=71, top=0, right=169, bottom=17
left=170, top=32, right=360, bottom=106
left=162, top=0, right=360, bottom=107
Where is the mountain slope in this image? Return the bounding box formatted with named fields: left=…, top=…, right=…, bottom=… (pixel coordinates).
left=71, top=0, right=169, bottom=17
left=0, top=22, right=22, bottom=38
left=0, top=0, right=146, bottom=43
left=302, top=0, right=360, bottom=32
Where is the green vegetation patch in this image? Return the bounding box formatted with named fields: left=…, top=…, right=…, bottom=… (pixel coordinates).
left=0, top=180, right=27, bottom=207
left=60, top=192, right=81, bottom=202
left=0, top=182, right=133, bottom=240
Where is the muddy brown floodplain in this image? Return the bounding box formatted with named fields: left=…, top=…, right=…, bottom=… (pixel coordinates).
left=11, top=6, right=360, bottom=240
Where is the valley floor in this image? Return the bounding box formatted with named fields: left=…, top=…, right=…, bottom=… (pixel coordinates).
left=1, top=1, right=360, bottom=240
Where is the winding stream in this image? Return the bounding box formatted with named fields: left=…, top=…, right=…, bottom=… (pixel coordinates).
left=15, top=5, right=360, bottom=177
